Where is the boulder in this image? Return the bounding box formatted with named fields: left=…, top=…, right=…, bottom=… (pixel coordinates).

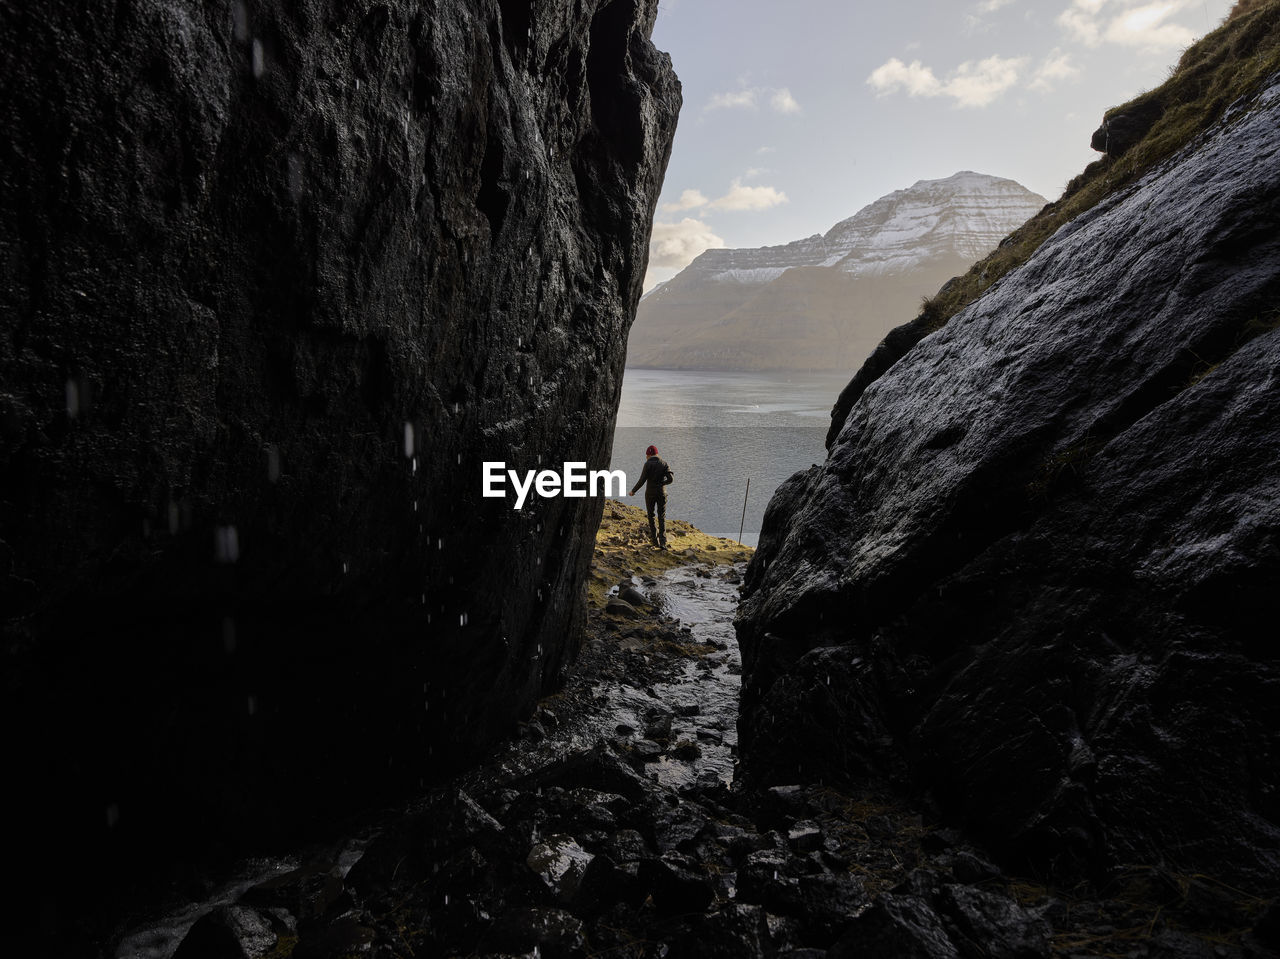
left=172, top=905, right=279, bottom=959
left=1090, top=98, right=1164, bottom=157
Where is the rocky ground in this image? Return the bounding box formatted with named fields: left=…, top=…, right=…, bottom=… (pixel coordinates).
left=134, top=505, right=1279, bottom=959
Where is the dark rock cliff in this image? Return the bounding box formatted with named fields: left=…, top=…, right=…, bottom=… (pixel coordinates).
left=0, top=0, right=677, bottom=932
left=737, top=77, right=1280, bottom=888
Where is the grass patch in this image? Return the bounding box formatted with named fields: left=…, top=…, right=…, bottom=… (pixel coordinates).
left=1026, top=436, right=1101, bottom=502
left=918, top=0, right=1280, bottom=335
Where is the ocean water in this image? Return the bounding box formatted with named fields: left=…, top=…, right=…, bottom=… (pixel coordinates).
left=609, top=369, right=851, bottom=546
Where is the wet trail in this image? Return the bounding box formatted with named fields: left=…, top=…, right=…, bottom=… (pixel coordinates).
left=462, top=562, right=746, bottom=796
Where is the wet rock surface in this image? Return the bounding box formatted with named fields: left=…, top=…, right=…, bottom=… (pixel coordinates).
left=0, top=0, right=678, bottom=946
left=738, top=74, right=1280, bottom=893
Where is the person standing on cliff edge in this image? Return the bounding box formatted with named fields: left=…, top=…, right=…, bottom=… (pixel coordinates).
left=628, top=444, right=673, bottom=548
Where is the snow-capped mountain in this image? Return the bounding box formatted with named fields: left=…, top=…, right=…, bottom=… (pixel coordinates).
left=630, top=172, right=1046, bottom=372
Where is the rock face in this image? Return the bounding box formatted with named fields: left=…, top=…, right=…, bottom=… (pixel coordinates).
left=630, top=172, right=1045, bottom=371
left=0, top=0, right=678, bottom=929
left=737, top=78, right=1280, bottom=887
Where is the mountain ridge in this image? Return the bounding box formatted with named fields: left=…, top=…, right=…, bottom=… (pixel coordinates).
left=630, top=171, right=1046, bottom=371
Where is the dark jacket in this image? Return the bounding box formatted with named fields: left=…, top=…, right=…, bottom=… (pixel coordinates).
left=630, top=455, right=670, bottom=497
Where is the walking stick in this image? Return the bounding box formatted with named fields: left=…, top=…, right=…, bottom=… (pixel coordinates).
left=738, top=477, right=750, bottom=546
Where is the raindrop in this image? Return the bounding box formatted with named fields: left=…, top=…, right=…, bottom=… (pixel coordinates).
left=457, top=453, right=461, bottom=465
left=105, top=804, right=120, bottom=828
left=437, top=538, right=443, bottom=550
left=413, top=501, right=418, bottom=512
left=355, top=78, right=361, bottom=91
left=65, top=378, right=81, bottom=419
left=412, top=456, right=418, bottom=474
left=266, top=444, right=281, bottom=482
left=444, top=894, right=450, bottom=906
left=247, top=695, right=257, bottom=716
left=215, top=525, right=240, bottom=564
left=342, top=561, right=349, bottom=574
left=252, top=38, right=265, bottom=78
left=403, top=422, right=415, bottom=457
left=168, top=501, right=180, bottom=535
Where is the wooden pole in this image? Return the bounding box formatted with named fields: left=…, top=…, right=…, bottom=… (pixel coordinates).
left=738, top=477, right=751, bottom=546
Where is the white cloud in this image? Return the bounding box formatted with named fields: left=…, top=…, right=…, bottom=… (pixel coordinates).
left=707, top=89, right=757, bottom=110
left=661, top=188, right=709, bottom=212
left=771, top=88, right=802, bottom=114
left=1105, top=1, right=1196, bottom=48
left=1030, top=50, right=1080, bottom=90
left=706, top=86, right=802, bottom=114
left=741, top=167, right=770, bottom=180
left=979, top=0, right=1018, bottom=10
left=648, top=218, right=725, bottom=268
left=867, top=58, right=943, bottom=98
left=945, top=55, right=1028, bottom=106
left=1058, top=0, right=1196, bottom=51
left=657, top=177, right=789, bottom=216
left=707, top=178, right=789, bottom=212
left=756, top=146, right=776, bottom=154
left=868, top=54, right=1027, bottom=107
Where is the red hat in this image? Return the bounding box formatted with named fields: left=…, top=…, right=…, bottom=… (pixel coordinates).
left=645, top=445, right=657, bottom=456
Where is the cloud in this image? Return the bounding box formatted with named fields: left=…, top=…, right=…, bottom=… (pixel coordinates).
left=867, top=58, right=943, bottom=98
left=707, top=179, right=789, bottom=212
left=770, top=88, right=802, bottom=114
left=1058, top=0, right=1196, bottom=51
left=867, top=54, right=1027, bottom=107
left=707, top=89, right=757, bottom=110
left=648, top=218, right=725, bottom=269
left=706, top=86, right=802, bottom=114
left=1105, top=1, right=1196, bottom=48
left=978, top=0, right=1018, bottom=10
left=1029, top=50, right=1080, bottom=90
left=661, top=188, right=710, bottom=213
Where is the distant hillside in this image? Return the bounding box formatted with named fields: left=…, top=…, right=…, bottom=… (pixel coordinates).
left=630, top=171, right=1046, bottom=372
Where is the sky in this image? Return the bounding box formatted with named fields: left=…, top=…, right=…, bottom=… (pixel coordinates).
left=644, top=0, right=1236, bottom=290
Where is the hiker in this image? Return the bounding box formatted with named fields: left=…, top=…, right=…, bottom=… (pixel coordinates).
left=627, top=444, right=673, bottom=548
